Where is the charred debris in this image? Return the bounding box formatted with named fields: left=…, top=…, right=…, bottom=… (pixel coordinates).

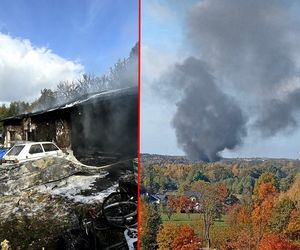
left=0, top=86, right=138, bottom=249
left=0, top=86, right=138, bottom=165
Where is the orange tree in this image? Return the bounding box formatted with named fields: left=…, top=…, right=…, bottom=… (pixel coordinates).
left=253, top=172, right=279, bottom=196
left=252, top=174, right=279, bottom=243
left=140, top=200, right=162, bottom=250
left=258, top=234, right=300, bottom=250
left=167, top=195, right=192, bottom=214
left=156, top=223, right=179, bottom=250
left=172, top=225, right=202, bottom=250
left=286, top=209, right=300, bottom=240
left=252, top=188, right=276, bottom=242
left=140, top=200, right=150, bottom=249
left=223, top=204, right=255, bottom=250
left=222, top=228, right=256, bottom=250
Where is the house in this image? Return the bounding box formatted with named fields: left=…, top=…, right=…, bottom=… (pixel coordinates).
left=224, top=194, right=240, bottom=206
left=0, top=86, right=138, bottom=159
left=141, top=193, right=168, bottom=205
left=185, top=191, right=202, bottom=212
left=185, top=191, right=201, bottom=202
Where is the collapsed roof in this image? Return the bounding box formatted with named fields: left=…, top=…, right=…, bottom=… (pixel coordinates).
left=0, top=86, right=137, bottom=122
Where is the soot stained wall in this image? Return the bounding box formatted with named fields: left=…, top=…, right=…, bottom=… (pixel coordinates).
left=71, top=94, right=138, bottom=158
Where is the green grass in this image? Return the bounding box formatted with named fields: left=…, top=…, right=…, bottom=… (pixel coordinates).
left=160, top=213, right=233, bottom=249
left=161, top=213, right=227, bottom=238
left=161, top=213, right=202, bottom=222
left=162, top=213, right=225, bottom=224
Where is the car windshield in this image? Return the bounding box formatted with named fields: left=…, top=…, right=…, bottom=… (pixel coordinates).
left=6, top=145, right=25, bottom=156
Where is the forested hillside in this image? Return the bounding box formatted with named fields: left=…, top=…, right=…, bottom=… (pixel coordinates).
left=141, top=154, right=300, bottom=250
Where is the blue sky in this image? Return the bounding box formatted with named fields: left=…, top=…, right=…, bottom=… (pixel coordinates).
left=141, top=0, right=191, bottom=156
left=0, top=0, right=138, bottom=74
left=0, top=0, right=137, bottom=103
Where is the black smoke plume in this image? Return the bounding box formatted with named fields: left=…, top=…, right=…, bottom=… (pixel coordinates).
left=162, top=57, right=247, bottom=162
left=187, top=0, right=300, bottom=135
left=160, top=0, right=300, bottom=161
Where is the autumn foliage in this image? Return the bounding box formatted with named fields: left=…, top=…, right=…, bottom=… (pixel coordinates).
left=258, top=234, right=300, bottom=250
left=141, top=155, right=300, bottom=250
left=172, top=225, right=201, bottom=250
left=167, top=195, right=193, bottom=213
left=226, top=172, right=300, bottom=248
left=286, top=209, right=300, bottom=240
left=156, top=223, right=179, bottom=250
left=140, top=200, right=161, bottom=249
left=156, top=224, right=202, bottom=250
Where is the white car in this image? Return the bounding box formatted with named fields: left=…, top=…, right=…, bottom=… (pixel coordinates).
left=2, top=142, right=64, bottom=164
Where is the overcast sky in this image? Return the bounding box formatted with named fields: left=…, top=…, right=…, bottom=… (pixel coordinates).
left=0, top=0, right=137, bottom=102
left=141, top=0, right=300, bottom=159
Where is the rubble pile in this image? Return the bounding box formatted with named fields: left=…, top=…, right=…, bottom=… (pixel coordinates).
left=0, top=157, right=109, bottom=195
left=0, top=156, right=135, bottom=249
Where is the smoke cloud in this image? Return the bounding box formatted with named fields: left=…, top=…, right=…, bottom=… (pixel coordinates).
left=162, top=57, right=247, bottom=162
left=187, top=0, right=300, bottom=134
left=159, top=0, right=300, bottom=161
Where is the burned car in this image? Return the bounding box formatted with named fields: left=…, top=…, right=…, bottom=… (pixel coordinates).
left=2, top=141, right=64, bottom=164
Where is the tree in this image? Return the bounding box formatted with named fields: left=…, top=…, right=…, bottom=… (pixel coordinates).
left=254, top=172, right=279, bottom=196
left=179, top=195, right=193, bottom=213
left=140, top=200, right=162, bottom=250
left=222, top=228, right=256, bottom=250
left=226, top=204, right=251, bottom=227
left=178, top=181, right=191, bottom=194
left=3, top=101, right=31, bottom=117
left=55, top=80, right=80, bottom=102
left=257, top=182, right=278, bottom=200
left=285, top=174, right=300, bottom=206
left=165, top=176, right=177, bottom=191
left=167, top=195, right=193, bottom=214
left=251, top=180, right=280, bottom=244
left=167, top=195, right=179, bottom=214
left=242, top=175, right=255, bottom=195
left=268, top=198, right=295, bottom=234
left=162, top=204, right=174, bottom=220
left=258, top=234, right=300, bottom=250
left=156, top=223, right=179, bottom=250
left=192, top=170, right=210, bottom=182
left=191, top=181, right=226, bottom=248
left=140, top=200, right=150, bottom=248
left=0, top=104, right=9, bottom=120
left=172, top=225, right=201, bottom=250
left=286, top=209, right=300, bottom=240
left=280, top=175, right=294, bottom=192
left=209, top=168, right=234, bottom=182
left=31, top=88, right=57, bottom=111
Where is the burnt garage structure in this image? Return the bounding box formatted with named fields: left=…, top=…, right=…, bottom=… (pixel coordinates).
left=0, top=87, right=137, bottom=159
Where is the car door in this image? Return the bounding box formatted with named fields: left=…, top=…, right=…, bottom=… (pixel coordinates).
left=28, top=144, right=45, bottom=161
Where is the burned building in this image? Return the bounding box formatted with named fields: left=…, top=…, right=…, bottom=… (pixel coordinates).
left=0, top=86, right=138, bottom=159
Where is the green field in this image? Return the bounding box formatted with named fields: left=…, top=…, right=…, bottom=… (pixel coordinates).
left=160, top=213, right=229, bottom=248
left=161, top=212, right=202, bottom=222
left=162, top=213, right=225, bottom=225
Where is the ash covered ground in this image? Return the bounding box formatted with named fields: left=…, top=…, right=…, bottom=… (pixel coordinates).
left=0, top=153, right=136, bottom=249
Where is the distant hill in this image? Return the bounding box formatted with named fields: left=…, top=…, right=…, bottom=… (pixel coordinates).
left=141, top=153, right=300, bottom=165
left=141, top=153, right=300, bottom=199
left=141, top=153, right=192, bottom=165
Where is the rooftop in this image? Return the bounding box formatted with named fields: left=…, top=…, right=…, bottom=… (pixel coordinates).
left=0, top=86, right=137, bottom=122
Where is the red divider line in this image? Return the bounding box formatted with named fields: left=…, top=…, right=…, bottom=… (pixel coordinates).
left=137, top=0, right=141, bottom=249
